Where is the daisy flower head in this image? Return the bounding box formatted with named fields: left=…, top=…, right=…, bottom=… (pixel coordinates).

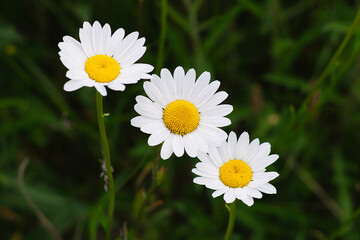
left=192, top=131, right=279, bottom=206
left=131, top=67, right=233, bottom=160
left=58, top=21, right=154, bottom=96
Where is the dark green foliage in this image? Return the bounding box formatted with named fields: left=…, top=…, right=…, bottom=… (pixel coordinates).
left=1, top=0, right=360, bottom=239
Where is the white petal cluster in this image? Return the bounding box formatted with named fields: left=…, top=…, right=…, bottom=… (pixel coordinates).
left=58, top=21, right=153, bottom=96
left=131, top=67, right=233, bottom=160
left=192, top=131, right=279, bottom=206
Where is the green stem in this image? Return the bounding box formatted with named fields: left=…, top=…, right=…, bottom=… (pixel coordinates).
left=155, top=0, right=168, bottom=73
left=224, top=201, right=237, bottom=240
left=300, top=7, right=360, bottom=114
left=96, top=92, right=115, bottom=240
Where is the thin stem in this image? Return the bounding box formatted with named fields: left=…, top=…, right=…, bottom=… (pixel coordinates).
left=96, top=92, right=115, bottom=240
left=224, top=201, right=237, bottom=240
left=300, top=7, right=360, bottom=114
left=155, top=0, right=168, bottom=73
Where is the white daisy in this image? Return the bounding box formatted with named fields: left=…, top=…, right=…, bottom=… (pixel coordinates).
left=192, top=131, right=279, bottom=206
left=131, top=66, right=233, bottom=160
left=58, top=21, right=154, bottom=96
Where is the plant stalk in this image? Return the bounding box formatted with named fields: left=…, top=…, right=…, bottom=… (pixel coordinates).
left=224, top=201, right=237, bottom=240
left=96, top=92, right=115, bottom=240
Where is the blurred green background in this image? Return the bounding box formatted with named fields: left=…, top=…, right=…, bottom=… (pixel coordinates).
left=1, top=0, right=360, bottom=239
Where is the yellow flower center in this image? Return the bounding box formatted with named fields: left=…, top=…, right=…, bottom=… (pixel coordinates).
left=85, top=55, right=120, bottom=83
left=163, top=100, right=200, bottom=135
left=219, top=160, right=253, bottom=188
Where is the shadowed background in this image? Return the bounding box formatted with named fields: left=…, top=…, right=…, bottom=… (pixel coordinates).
left=0, top=0, right=360, bottom=239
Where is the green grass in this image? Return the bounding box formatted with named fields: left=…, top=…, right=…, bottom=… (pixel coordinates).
left=1, top=0, right=360, bottom=239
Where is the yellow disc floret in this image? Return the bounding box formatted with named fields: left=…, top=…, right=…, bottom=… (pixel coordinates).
left=163, top=100, right=200, bottom=135
left=85, top=55, right=120, bottom=83
left=219, top=160, right=253, bottom=188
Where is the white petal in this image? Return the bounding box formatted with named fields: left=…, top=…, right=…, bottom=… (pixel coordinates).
left=223, top=189, right=236, bottom=203
left=195, top=162, right=218, bottom=175
left=143, top=81, right=168, bottom=108
left=161, top=68, right=176, bottom=102
left=191, top=132, right=209, bottom=153
left=113, top=31, right=139, bottom=60
left=120, top=39, right=146, bottom=67
left=193, top=176, right=211, bottom=185
left=212, top=187, right=228, bottom=198
left=102, top=23, right=111, bottom=54
left=140, top=121, right=166, bottom=134
left=63, top=80, right=84, bottom=92
left=82, top=78, right=95, bottom=87
left=252, top=171, right=279, bottom=181
left=190, top=71, right=210, bottom=100
left=66, top=70, right=88, bottom=80
left=193, top=81, right=220, bottom=108
left=107, top=28, right=125, bottom=56
left=243, top=138, right=260, bottom=164
left=183, top=68, right=196, bottom=101
left=79, top=22, right=95, bottom=57
left=235, top=131, right=249, bottom=160
left=248, top=178, right=269, bottom=188
left=58, top=42, right=87, bottom=65
left=131, top=116, right=148, bottom=128
left=243, top=186, right=263, bottom=199
left=94, top=84, right=107, bottom=96
left=198, top=91, right=228, bottom=112
left=200, top=117, right=231, bottom=127
left=248, top=142, right=271, bottom=166
left=160, top=134, right=174, bottom=160
left=218, top=141, right=230, bottom=162
left=107, top=81, right=126, bottom=91
left=134, top=102, right=163, bottom=119
left=201, top=104, right=233, bottom=118
left=234, top=188, right=247, bottom=200
left=192, top=169, right=218, bottom=179
left=251, top=154, right=279, bottom=172
left=92, top=21, right=103, bottom=54
left=183, top=134, right=197, bottom=158
left=208, top=147, right=225, bottom=167
left=197, top=125, right=227, bottom=144
left=227, top=131, right=237, bottom=160
left=59, top=54, right=84, bottom=71
left=257, top=183, right=277, bottom=194
left=120, top=63, right=154, bottom=74
left=116, top=73, right=141, bottom=84
left=174, top=66, right=185, bottom=99
left=197, top=152, right=215, bottom=166
left=205, top=179, right=225, bottom=190
left=63, top=35, right=82, bottom=48
left=242, top=195, right=254, bottom=206
left=120, top=44, right=146, bottom=67
left=263, top=171, right=279, bottom=181
left=173, top=134, right=185, bottom=157
left=148, top=128, right=171, bottom=146
left=234, top=188, right=254, bottom=206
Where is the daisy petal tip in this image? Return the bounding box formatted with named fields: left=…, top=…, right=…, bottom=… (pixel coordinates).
left=160, top=150, right=172, bottom=160
left=83, top=21, right=91, bottom=28
left=175, top=66, right=184, bottom=71
left=148, top=65, right=155, bottom=72
left=224, top=196, right=234, bottom=204
left=193, top=177, right=200, bottom=184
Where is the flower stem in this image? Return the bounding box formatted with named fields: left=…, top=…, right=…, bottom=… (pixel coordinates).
left=224, top=201, right=237, bottom=240
left=96, top=91, right=115, bottom=240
